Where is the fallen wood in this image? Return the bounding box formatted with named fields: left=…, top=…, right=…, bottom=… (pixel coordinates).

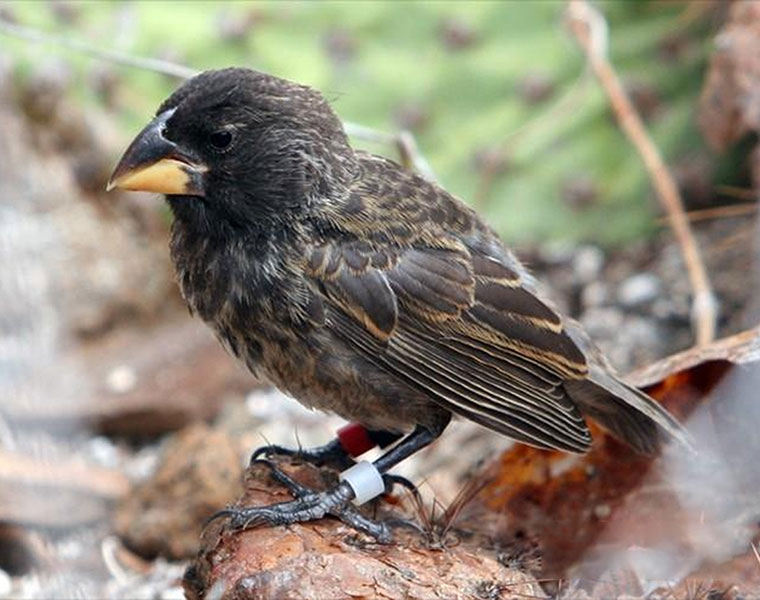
left=6, top=319, right=258, bottom=437
left=0, top=448, right=129, bottom=528
left=183, top=459, right=544, bottom=600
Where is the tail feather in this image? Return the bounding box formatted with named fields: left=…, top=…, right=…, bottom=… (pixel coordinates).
left=563, top=319, right=694, bottom=454
left=566, top=365, right=694, bottom=454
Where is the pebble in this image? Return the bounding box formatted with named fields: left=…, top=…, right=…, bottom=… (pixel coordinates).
left=85, top=436, right=121, bottom=469
left=617, top=273, right=661, bottom=308
left=581, top=281, right=610, bottom=308
left=651, top=297, right=677, bottom=320
left=620, top=316, right=661, bottom=354
left=539, top=240, right=576, bottom=265
left=0, top=569, right=10, bottom=597
left=572, top=245, right=605, bottom=284
left=105, top=365, right=137, bottom=394
left=594, top=503, right=611, bottom=519
left=160, top=586, right=186, bottom=600
left=580, top=306, right=625, bottom=334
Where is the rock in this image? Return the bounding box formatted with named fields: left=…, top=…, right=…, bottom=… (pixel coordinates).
left=114, top=424, right=243, bottom=560
left=0, top=523, right=43, bottom=574
left=580, top=281, right=610, bottom=308
left=617, top=316, right=663, bottom=368
left=580, top=306, right=625, bottom=336
left=5, top=318, right=256, bottom=438
left=183, top=459, right=544, bottom=600
left=572, top=245, right=605, bottom=285
left=0, top=448, right=129, bottom=528
left=538, top=241, right=576, bottom=266
left=0, top=569, right=10, bottom=597
left=84, top=436, right=122, bottom=469
left=617, top=273, right=661, bottom=309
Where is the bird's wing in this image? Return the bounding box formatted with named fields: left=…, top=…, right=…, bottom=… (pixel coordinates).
left=306, top=239, right=593, bottom=452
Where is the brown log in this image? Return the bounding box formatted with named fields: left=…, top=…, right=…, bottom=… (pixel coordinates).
left=183, top=459, right=544, bottom=600
left=0, top=449, right=129, bottom=528
left=6, top=319, right=258, bottom=437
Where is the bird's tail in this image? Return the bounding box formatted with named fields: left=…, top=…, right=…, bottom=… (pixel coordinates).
left=565, top=367, right=693, bottom=455
left=563, top=320, right=694, bottom=455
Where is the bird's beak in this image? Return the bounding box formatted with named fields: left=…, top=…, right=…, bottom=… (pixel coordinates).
left=107, top=108, right=207, bottom=196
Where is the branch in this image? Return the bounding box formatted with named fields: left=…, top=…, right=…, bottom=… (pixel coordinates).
left=0, top=18, right=436, bottom=181
left=0, top=19, right=197, bottom=79
left=342, top=121, right=436, bottom=181
left=566, top=0, right=717, bottom=347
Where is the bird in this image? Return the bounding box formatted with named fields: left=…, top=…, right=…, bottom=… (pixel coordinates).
left=108, top=67, right=691, bottom=541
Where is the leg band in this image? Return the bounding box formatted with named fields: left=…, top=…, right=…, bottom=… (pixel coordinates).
left=337, top=423, right=375, bottom=457
left=339, top=460, right=385, bottom=505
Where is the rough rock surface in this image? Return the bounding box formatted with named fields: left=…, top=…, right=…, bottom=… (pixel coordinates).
left=114, top=424, right=243, bottom=560
left=184, top=460, right=544, bottom=600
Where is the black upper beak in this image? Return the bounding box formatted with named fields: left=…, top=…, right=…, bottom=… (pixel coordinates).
left=107, top=108, right=207, bottom=196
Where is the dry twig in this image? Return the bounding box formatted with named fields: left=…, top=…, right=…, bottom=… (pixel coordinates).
left=567, top=0, right=718, bottom=347
left=0, top=18, right=197, bottom=79
left=0, top=18, right=435, bottom=181
left=655, top=202, right=758, bottom=225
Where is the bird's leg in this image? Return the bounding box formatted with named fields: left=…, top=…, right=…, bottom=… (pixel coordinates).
left=212, top=423, right=447, bottom=542
left=250, top=425, right=403, bottom=471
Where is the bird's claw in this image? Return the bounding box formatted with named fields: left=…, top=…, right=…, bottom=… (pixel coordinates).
left=250, top=439, right=355, bottom=470
left=382, top=473, right=422, bottom=501
left=211, top=481, right=393, bottom=543
left=249, top=458, right=314, bottom=497
left=210, top=459, right=431, bottom=543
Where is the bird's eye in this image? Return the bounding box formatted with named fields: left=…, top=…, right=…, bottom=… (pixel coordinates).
left=209, top=129, right=233, bottom=151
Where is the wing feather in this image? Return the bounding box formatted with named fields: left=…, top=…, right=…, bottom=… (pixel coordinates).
left=391, top=329, right=591, bottom=448
left=308, top=241, right=593, bottom=452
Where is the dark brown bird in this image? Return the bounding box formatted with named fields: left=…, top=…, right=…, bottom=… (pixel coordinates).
left=108, top=68, right=690, bottom=540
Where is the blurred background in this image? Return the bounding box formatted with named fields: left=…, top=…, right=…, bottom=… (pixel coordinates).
left=1, top=1, right=759, bottom=598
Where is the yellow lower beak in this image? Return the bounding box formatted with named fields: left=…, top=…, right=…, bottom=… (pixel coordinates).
left=107, top=158, right=206, bottom=194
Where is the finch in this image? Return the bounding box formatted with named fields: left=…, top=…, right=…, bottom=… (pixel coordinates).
left=108, top=68, right=690, bottom=540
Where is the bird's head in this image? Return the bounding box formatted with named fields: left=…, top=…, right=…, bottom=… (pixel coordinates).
left=108, top=68, right=354, bottom=235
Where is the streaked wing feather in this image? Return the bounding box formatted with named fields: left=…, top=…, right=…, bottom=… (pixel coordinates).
left=391, top=325, right=591, bottom=450
left=317, top=252, right=398, bottom=341
left=309, top=242, right=593, bottom=452
left=387, top=248, right=474, bottom=317
left=330, top=308, right=588, bottom=451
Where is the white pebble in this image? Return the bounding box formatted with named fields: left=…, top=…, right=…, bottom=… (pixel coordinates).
left=105, top=365, right=137, bottom=394
left=0, top=569, right=11, bottom=597
left=572, top=245, right=605, bottom=284
left=617, top=273, right=661, bottom=308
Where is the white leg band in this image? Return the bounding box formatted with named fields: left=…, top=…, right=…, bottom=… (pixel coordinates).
left=339, top=460, right=385, bottom=505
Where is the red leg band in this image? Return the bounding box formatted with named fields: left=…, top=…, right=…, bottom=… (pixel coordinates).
left=337, top=422, right=376, bottom=458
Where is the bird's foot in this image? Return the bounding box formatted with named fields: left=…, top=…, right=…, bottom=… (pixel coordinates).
left=250, top=438, right=355, bottom=471
left=209, top=459, right=423, bottom=543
